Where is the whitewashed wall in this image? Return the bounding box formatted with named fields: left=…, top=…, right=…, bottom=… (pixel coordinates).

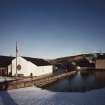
left=8, top=64, right=11, bottom=74
left=8, top=57, right=53, bottom=76
left=36, top=65, right=53, bottom=76
left=11, top=57, right=32, bottom=76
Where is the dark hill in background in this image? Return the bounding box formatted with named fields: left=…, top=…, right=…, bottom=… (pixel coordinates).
left=48, top=53, right=105, bottom=65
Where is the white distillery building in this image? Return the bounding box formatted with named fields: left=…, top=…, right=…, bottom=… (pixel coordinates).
left=8, top=56, right=53, bottom=77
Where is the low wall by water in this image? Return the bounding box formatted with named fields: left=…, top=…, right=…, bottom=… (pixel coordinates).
left=0, top=71, right=77, bottom=90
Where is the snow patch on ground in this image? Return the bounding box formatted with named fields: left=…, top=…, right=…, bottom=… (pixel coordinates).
left=0, top=76, right=14, bottom=83
left=0, top=86, right=105, bottom=105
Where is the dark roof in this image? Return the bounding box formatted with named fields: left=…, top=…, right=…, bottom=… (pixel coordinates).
left=0, top=55, right=51, bottom=67
left=22, top=57, right=51, bottom=66
left=0, top=56, right=14, bottom=67
left=96, top=53, right=105, bottom=59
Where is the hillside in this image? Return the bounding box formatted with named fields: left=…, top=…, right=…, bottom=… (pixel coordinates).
left=48, top=53, right=105, bottom=65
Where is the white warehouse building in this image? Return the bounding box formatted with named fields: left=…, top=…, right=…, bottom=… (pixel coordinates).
left=0, top=56, right=53, bottom=77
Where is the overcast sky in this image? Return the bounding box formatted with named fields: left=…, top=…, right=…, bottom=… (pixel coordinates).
left=0, top=0, right=105, bottom=59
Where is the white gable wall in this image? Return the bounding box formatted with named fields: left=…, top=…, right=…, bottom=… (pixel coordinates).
left=11, top=57, right=32, bottom=76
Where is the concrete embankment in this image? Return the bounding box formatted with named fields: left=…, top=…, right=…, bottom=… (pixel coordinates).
left=34, top=71, right=77, bottom=87
left=0, top=71, right=77, bottom=90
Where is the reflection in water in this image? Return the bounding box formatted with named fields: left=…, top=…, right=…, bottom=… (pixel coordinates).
left=0, top=91, right=18, bottom=105
left=43, top=71, right=105, bottom=92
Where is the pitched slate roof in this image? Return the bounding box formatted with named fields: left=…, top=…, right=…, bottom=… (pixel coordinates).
left=0, top=56, right=14, bottom=67
left=0, top=56, right=51, bottom=67
left=22, top=57, right=51, bottom=66
left=96, top=53, right=105, bottom=59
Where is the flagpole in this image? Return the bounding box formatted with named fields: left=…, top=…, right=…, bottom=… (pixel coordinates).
left=16, top=41, right=18, bottom=77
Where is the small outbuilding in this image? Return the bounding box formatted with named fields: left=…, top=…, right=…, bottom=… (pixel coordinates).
left=95, top=54, right=105, bottom=70
left=76, top=58, right=95, bottom=70
left=96, top=59, right=105, bottom=69
left=0, top=56, right=14, bottom=76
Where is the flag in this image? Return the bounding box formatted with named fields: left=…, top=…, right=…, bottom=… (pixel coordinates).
left=16, top=41, right=18, bottom=56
